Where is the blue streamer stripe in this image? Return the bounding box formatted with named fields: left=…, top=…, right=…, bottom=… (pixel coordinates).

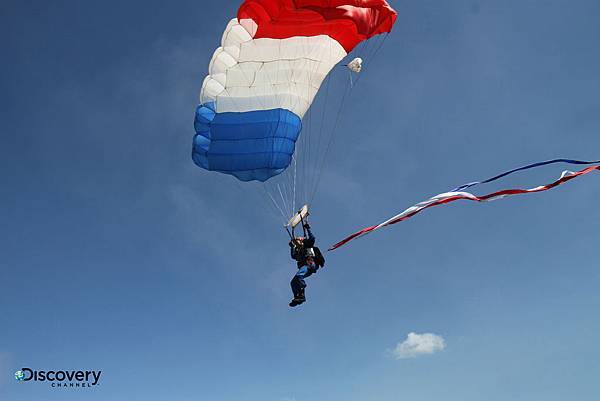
left=453, top=158, right=600, bottom=192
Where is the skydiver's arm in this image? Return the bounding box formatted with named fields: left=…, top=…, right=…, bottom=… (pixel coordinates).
left=290, top=241, right=302, bottom=260
left=304, top=226, right=316, bottom=247
left=290, top=241, right=297, bottom=259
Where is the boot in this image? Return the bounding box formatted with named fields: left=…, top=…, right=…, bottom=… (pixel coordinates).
left=289, top=289, right=306, bottom=307
left=296, top=288, right=306, bottom=304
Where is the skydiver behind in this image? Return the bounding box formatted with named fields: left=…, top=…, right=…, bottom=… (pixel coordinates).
left=288, top=222, right=325, bottom=307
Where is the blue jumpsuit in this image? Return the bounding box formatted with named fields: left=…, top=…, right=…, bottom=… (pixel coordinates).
left=290, top=227, right=319, bottom=298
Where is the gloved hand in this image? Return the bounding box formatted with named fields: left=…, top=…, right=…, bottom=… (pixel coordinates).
left=303, top=222, right=310, bottom=229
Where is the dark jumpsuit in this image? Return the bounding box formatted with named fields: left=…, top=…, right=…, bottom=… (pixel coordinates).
left=290, top=227, right=319, bottom=298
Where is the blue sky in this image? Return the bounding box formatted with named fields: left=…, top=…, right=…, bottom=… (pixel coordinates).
left=1, top=1, right=599, bottom=400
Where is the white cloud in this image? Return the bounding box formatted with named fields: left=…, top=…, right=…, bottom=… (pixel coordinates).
left=391, top=332, right=446, bottom=359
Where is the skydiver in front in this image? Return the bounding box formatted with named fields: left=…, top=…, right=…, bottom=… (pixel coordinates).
left=288, top=222, right=325, bottom=307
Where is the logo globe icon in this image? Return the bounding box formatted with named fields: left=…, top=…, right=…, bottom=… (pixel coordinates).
left=14, top=370, right=25, bottom=381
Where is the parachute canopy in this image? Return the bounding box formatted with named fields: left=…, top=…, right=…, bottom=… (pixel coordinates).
left=193, top=0, right=397, bottom=182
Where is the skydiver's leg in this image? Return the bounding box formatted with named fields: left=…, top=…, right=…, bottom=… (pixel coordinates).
left=289, top=266, right=310, bottom=306
left=289, top=275, right=303, bottom=307
left=290, top=275, right=303, bottom=296
left=291, top=266, right=308, bottom=295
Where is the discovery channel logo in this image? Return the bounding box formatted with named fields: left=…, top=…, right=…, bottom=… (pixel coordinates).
left=14, top=368, right=101, bottom=388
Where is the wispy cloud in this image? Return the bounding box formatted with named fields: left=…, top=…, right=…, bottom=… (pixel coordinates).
left=391, top=332, right=446, bottom=359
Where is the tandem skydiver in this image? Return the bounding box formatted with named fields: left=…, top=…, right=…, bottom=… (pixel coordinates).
left=288, top=222, right=325, bottom=307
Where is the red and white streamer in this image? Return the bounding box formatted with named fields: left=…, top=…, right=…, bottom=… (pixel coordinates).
left=330, top=166, right=599, bottom=250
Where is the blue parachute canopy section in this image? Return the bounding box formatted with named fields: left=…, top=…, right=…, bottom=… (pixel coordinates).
left=193, top=102, right=302, bottom=182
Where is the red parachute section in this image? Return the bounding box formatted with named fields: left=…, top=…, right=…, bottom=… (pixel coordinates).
left=238, top=0, right=397, bottom=52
